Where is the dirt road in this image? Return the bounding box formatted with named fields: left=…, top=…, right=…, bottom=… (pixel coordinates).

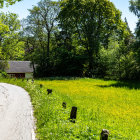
left=0, top=83, right=36, bottom=140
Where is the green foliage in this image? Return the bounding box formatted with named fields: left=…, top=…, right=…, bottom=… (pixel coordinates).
left=129, top=0, right=140, bottom=79
left=129, top=0, right=140, bottom=17
left=99, top=39, right=120, bottom=79
left=58, top=0, right=129, bottom=76
left=0, top=60, right=8, bottom=77
left=0, top=60, right=8, bottom=72
left=54, top=50, right=85, bottom=76
left=129, top=0, right=140, bottom=38
left=21, top=0, right=60, bottom=77
left=0, top=0, right=21, bottom=8
left=0, top=71, right=8, bottom=78
left=0, top=20, right=9, bottom=57
left=19, top=0, right=138, bottom=80
left=0, top=12, right=24, bottom=60
left=99, top=32, right=139, bottom=80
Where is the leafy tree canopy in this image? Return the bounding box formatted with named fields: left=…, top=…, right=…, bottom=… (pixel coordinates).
left=0, top=12, right=24, bottom=60
left=0, top=0, right=21, bottom=8
left=129, top=0, right=140, bottom=17
left=129, top=0, right=140, bottom=37
left=58, top=0, right=129, bottom=76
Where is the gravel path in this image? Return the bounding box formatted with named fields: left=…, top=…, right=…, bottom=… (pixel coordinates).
left=0, top=83, right=36, bottom=140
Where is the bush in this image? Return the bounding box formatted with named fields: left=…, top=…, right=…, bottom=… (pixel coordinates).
left=0, top=71, right=8, bottom=78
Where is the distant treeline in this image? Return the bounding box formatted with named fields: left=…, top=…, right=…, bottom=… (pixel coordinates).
left=0, top=0, right=140, bottom=80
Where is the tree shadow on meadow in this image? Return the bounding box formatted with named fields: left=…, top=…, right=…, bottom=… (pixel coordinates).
left=38, top=77, right=79, bottom=81
left=97, top=81, right=140, bottom=90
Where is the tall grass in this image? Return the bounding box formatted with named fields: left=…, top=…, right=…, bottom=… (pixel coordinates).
left=0, top=78, right=140, bottom=139
left=37, top=78, right=140, bottom=139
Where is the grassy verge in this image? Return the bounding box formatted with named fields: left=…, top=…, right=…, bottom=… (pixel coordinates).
left=0, top=78, right=140, bottom=139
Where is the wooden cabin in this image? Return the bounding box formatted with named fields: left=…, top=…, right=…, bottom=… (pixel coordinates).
left=6, top=61, right=33, bottom=78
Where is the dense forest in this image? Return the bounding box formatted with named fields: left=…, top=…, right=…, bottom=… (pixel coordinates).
left=0, top=0, right=140, bottom=80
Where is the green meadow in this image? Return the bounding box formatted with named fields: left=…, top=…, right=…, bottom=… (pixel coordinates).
left=0, top=78, right=140, bottom=139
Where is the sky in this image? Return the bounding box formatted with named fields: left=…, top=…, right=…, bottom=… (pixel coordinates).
left=1, top=0, right=138, bottom=33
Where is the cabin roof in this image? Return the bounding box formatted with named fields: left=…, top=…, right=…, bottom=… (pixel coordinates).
left=6, top=61, right=33, bottom=73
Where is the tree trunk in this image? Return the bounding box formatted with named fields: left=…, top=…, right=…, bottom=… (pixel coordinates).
left=88, top=54, right=94, bottom=77
left=87, top=40, right=94, bottom=77
left=32, top=61, right=36, bottom=75
left=47, top=32, right=50, bottom=59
